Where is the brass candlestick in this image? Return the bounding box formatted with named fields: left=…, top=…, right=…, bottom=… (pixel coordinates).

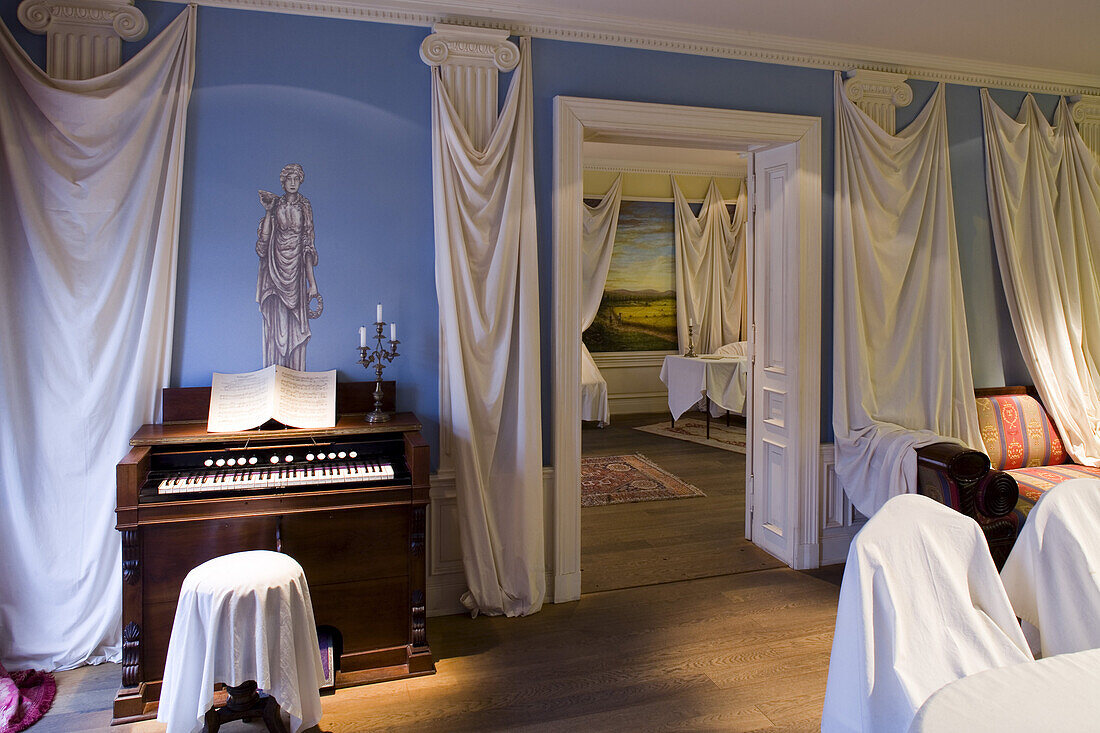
left=357, top=321, right=400, bottom=423
left=685, top=323, right=698, bottom=358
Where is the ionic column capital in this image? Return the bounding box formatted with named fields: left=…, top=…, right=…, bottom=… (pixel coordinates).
left=1070, top=95, right=1100, bottom=162
left=419, top=23, right=519, bottom=72
left=18, top=0, right=147, bottom=79
left=844, top=69, right=913, bottom=135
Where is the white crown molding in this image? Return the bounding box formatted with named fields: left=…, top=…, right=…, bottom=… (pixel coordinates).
left=843, top=69, right=912, bottom=134
left=162, top=0, right=1100, bottom=96
left=19, top=0, right=147, bottom=79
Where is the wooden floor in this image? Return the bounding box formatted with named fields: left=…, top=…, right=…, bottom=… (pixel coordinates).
left=581, top=412, right=782, bottom=593
left=37, top=411, right=844, bottom=732
left=40, top=567, right=843, bottom=732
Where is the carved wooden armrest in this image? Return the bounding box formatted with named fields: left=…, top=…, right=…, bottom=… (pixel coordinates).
left=916, top=441, right=1017, bottom=520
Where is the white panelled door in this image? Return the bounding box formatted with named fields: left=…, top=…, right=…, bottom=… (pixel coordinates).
left=748, top=143, right=800, bottom=566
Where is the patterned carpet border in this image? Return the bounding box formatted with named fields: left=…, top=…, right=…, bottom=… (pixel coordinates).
left=581, top=453, right=705, bottom=507
left=634, top=418, right=747, bottom=454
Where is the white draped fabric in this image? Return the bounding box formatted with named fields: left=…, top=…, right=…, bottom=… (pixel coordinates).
left=821, top=495, right=1032, bottom=733
left=673, top=178, right=744, bottom=354
left=431, top=38, right=544, bottom=617
left=580, top=175, right=622, bottom=426
left=832, top=74, right=982, bottom=517
left=1000, top=478, right=1100, bottom=658
left=981, top=92, right=1100, bottom=465
left=727, top=184, right=749, bottom=340
left=0, top=10, right=195, bottom=669
left=157, top=551, right=324, bottom=733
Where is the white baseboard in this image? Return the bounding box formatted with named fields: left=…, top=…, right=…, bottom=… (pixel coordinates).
left=427, top=467, right=560, bottom=617
left=820, top=526, right=861, bottom=566
left=607, top=392, right=668, bottom=415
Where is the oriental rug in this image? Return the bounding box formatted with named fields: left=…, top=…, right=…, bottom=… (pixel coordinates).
left=581, top=454, right=705, bottom=507
left=634, top=416, right=747, bottom=454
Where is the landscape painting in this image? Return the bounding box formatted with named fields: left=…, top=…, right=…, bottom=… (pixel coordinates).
left=583, top=200, right=678, bottom=352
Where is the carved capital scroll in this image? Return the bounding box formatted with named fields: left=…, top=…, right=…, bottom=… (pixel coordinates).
left=17, top=0, right=147, bottom=80
left=420, top=23, right=519, bottom=151
left=121, top=529, right=140, bottom=585
left=844, top=69, right=913, bottom=135
left=1070, top=95, right=1100, bottom=164
left=121, top=622, right=141, bottom=687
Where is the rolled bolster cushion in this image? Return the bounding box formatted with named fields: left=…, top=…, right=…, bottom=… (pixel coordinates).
left=975, top=470, right=1019, bottom=519
left=917, top=442, right=990, bottom=484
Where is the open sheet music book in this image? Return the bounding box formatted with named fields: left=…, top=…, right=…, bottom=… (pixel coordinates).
left=207, top=365, right=337, bottom=432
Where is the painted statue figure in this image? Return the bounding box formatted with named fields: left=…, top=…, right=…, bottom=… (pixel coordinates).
left=256, top=163, right=321, bottom=370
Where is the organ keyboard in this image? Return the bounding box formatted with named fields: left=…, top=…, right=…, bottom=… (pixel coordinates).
left=146, top=440, right=399, bottom=497
left=113, top=382, right=433, bottom=725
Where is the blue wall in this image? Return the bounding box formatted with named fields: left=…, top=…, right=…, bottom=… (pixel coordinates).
left=3, top=1, right=1061, bottom=454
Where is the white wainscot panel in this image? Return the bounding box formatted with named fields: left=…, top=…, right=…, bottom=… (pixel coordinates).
left=819, top=443, right=866, bottom=566
left=592, top=351, right=672, bottom=416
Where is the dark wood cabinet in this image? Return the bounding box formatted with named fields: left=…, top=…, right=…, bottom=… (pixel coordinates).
left=112, top=385, right=433, bottom=724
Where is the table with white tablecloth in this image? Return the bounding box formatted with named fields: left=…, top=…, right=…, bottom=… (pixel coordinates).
left=908, top=647, right=1100, bottom=732
left=659, top=355, right=748, bottom=437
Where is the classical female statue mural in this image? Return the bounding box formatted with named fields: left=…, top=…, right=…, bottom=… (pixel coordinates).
left=256, top=163, right=321, bottom=370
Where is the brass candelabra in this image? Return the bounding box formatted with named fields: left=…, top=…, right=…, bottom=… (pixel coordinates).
left=357, top=321, right=400, bottom=423
left=685, top=322, right=698, bottom=358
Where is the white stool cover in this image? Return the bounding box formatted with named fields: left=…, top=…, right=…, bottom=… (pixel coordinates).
left=1001, top=477, right=1100, bottom=657
left=908, top=647, right=1100, bottom=732
left=821, top=494, right=1032, bottom=733
left=156, top=550, right=325, bottom=733
left=580, top=345, right=610, bottom=426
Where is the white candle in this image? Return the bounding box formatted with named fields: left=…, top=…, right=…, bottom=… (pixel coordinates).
left=689, top=317, right=695, bottom=329
left=390, top=322, right=397, bottom=341
left=376, top=303, right=383, bottom=323
left=359, top=325, right=367, bottom=348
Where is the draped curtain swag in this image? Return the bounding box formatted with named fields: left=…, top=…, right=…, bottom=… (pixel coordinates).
left=580, top=174, right=623, bottom=425
left=0, top=9, right=196, bottom=669
left=672, top=178, right=745, bottom=354
left=832, top=72, right=982, bottom=517
left=431, top=37, right=545, bottom=617
left=981, top=92, right=1100, bottom=465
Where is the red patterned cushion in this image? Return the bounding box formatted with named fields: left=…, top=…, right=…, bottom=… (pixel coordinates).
left=976, top=395, right=1066, bottom=471
left=1007, top=463, right=1100, bottom=505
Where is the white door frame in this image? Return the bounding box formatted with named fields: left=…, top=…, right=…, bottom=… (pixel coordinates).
left=551, top=96, right=822, bottom=602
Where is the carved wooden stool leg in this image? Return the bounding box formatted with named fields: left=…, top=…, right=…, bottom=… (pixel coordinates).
left=261, top=694, right=291, bottom=733
left=202, top=706, right=221, bottom=733
left=201, top=680, right=289, bottom=733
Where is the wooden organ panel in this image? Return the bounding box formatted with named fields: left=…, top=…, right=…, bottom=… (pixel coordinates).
left=112, top=382, right=433, bottom=724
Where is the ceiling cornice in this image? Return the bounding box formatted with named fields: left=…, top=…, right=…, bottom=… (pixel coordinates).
left=175, top=0, right=1100, bottom=96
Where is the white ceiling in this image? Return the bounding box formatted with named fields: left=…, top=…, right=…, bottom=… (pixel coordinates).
left=190, top=0, right=1100, bottom=93
left=506, top=0, right=1099, bottom=79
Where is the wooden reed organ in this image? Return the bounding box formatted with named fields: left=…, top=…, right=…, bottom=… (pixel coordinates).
left=112, top=383, right=434, bottom=724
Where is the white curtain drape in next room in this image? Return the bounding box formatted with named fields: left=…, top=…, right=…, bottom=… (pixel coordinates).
left=431, top=38, right=544, bottom=617
left=0, top=8, right=195, bottom=669
left=981, top=92, right=1100, bottom=465
left=673, top=178, right=743, bottom=354
left=832, top=73, right=982, bottom=518
left=580, top=174, right=623, bottom=426
left=727, top=183, right=749, bottom=341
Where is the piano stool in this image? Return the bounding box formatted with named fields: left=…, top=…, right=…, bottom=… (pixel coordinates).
left=157, top=550, right=323, bottom=733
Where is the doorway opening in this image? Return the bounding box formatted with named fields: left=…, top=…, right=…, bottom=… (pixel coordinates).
left=552, top=97, right=822, bottom=603
left=576, top=152, right=777, bottom=593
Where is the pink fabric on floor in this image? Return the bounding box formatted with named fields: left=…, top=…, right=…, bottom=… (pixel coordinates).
left=0, top=662, right=55, bottom=733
